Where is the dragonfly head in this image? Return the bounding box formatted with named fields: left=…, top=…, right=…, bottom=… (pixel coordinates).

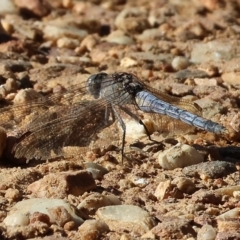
left=87, top=72, right=108, bottom=99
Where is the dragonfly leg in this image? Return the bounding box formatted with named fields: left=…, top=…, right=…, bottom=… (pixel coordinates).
left=119, top=106, right=153, bottom=141
left=112, top=106, right=126, bottom=164
left=138, top=119, right=152, bottom=141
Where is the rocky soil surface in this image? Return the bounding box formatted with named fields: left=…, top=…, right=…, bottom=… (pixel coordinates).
left=0, top=0, right=240, bottom=239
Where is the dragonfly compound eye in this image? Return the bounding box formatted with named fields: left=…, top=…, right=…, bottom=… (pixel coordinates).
left=86, top=72, right=108, bottom=99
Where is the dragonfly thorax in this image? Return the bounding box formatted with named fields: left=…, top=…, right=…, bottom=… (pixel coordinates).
left=86, top=72, right=108, bottom=99
left=114, top=72, right=144, bottom=95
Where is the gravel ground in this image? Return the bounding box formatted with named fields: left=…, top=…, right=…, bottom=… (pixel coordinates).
left=0, top=0, right=240, bottom=239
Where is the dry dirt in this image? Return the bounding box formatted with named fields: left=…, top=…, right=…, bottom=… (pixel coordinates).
left=0, top=0, right=240, bottom=239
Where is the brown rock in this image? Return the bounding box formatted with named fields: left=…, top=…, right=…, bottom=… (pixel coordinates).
left=151, top=218, right=195, bottom=239
left=78, top=220, right=109, bottom=239
left=96, top=205, right=156, bottom=235
left=14, top=0, right=51, bottom=17
left=13, top=88, right=43, bottom=104
left=27, top=170, right=96, bottom=198
left=154, top=180, right=172, bottom=200
left=48, top=206, right=72, bottom=227
left=77, top=192, right=121, bottom=216
left=216, top=231, right=240, bottom=240
left=29, top=212, right=50, bottom=225
left=5, top=188, right=20, bottom=201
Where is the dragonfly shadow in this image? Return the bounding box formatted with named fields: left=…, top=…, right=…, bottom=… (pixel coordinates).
left=193, top=144, right=240, bottom=162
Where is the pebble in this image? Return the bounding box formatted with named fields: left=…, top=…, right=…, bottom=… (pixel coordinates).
left=216, top=208, right=240, bottom=220
left=14, top=0, right=51, bottom=17
left=217, top=214, right=240, bottom=233
left=221, top=72, right=240, bottom=86
left=195, top=99, right=224, bottom=118
left=174, top=69, right=209, bottom=80
left=154, top=180, right=172, bottom=200
left=233, top=191, right=240, bottom=199
left=171, top=177, right=196, bottom=194
left=192, top=189, right=222, bottom=204
left=14, top=22, right=42, bottom=40
left=141, top=230, right=156, bottom=239
left=89, top=44, right=108, bottom=63
left=193, top=85, right=229, bottom=101
left=0, top=86, right=7, bottom=98
left=115, top=8, right=150, bottom=33
left=77, top=193, right=121, bottom=216
left=13, top=88, right=44, bottom=104
left=77, top=34, right=99, bottom=52
left=170, top=83, right=193, bottom=96
left=137, top=29, right=164, bottom=41
left=62, top=0, right=73, bottom=8
left=84, top=162, right=108, bottom=179
left=182, top=161, right=236, bottom=179
left=30, top=212, right=50, bottom=225
left=151, top=218, right=194, bottom=239
left=190, top=40, right=239, bottom=64
left=120, top=57, right=138, bottom=68
left=1, top=20, right=13, bottom=38
left=64, top=220, right=75, bottom=231
left=214, top=185, right=240, bottom=197
left=124, top=119, right=147, bottom=140
left=43, top=25, right=87, bottom=41
left=47, top=206, right=72, bottom=227
left=27, top=170, right=96, bottom=198
left=104, top=30, right=134, bottom=45
left=194, top=78, right=218, bottom=86
left=4, top=78, right=18, bottom=93
left=171, top=56, right=190, bottom=71
left=157, top=143, right=204, bottom=170
left=5, top=188, right=20, bottom=201
left=197, top=224, right=216, bottom=240
left=3, top=198, right=84, bottom=227
left=130, top=177, right=149, bottom=187
left=0, top=60, right=32, bottom=73
left=200, top=0, right=219, bottom=11
left=0, top=0, right=17, bottom=14
left=141, top=41, right=158, bottom=52
left=227, top=111, right=240, bottom=133
left=222, top=57, right=240, bottom=72
left=128, top=51, right=172, bottom=63
left=78, top=220, right=109, bottom=239
left=216, top=231, right=240, bottom=240
left=57, top=37, right=80, bottom=49
left=96, top=205, right=156, bottom=235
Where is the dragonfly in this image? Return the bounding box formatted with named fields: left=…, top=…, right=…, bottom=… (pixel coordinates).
left=0, top=72, right=227, bottom=162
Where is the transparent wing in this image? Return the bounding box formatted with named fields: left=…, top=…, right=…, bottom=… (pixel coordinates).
left=0, top=82, right=87, bottom=132
left=0, top=76, right=120, bottom=161
left=0, top=77, right=116, bottom=133
left=12, top=99, right=112, bottom=160
left=139, top=83, right=203, bottom=134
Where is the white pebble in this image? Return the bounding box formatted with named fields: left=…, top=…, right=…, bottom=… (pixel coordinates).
left=104, top=30, right=134, bottom=45
left=197, top=224, right=216, bottom=240
left=233, top=191, right=240, bottom=199
left=157, top=143, right=204, bottom=170
left=4, top=198, right=83, bottom=227
left=216, top=208, right=240, bottom=220
left=0, top=0, right=17, bottom=14
left=97, top=205, right=156, bottom=235
left=120, top=57, right=137, bottom=68
left=4, top=213, right=29, bottom=227
left=43, top=25, right=87, bottom=41
left=57, top=37, right=79, bottom=49
left=171, top=56, right=190, bottom=71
